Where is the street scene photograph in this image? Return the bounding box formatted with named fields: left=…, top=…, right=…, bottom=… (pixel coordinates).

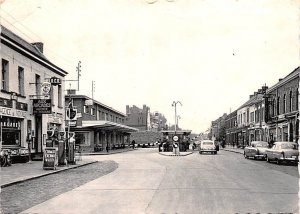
left=0, top=0, right=299, bottom=213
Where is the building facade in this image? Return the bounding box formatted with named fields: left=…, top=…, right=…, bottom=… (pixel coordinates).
left=125, top=105, right=151, bottom=131
left=1, top=25, right=67, bottom=156
left=65, top=92, right=138, bottom=152
left=265, top=67, right=299, bottom=143
left=225, top=110, right=238, bottom=146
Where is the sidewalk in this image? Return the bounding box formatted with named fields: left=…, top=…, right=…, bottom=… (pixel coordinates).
left=221, top=146, right=244, bottom=154
left=1, top=147, right=135, bottom=188
left=1, top=159, right=97, bottom=188
left=81, top=147, right=135, bottom=155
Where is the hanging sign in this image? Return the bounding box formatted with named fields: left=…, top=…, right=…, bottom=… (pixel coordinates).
left=41, top=82, right=51, bottom=95
left=49, top=77, right=61, bottom=86
left=33, top=99, right=52, bottom=114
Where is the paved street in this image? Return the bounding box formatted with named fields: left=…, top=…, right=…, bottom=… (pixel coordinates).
left=4, top=148, right=298, bottom=214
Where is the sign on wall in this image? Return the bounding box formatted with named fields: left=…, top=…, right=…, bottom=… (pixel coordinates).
left=33, top=99, right=52, bottom=114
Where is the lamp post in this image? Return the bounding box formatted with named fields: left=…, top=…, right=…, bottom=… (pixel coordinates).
left=172, top=101, right=182, bottom=134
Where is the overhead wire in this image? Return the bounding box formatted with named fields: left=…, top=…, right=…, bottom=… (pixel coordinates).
left=0, top=8, right=78, bottom=72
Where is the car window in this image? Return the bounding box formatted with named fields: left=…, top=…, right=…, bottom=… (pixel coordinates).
left=202, top=142, right=213, bottom=145
left=256, top=143, right=268, bottom=148
left=281, top=143, right=298, bottom=150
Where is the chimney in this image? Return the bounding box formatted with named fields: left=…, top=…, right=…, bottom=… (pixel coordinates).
left=279, top=78, right=283, bottom=82
left=67, top=89, right=76, bottom=95
left=31, top=42, right=44, bottom=53
left=249, top=94, right=254, bottom=99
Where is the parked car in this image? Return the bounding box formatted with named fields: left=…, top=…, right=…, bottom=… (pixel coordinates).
left=199, top=140, right=217, bottom=154
left=244, top=141, right=268, bottom=160
left=265, top=142, right=299, bottom=165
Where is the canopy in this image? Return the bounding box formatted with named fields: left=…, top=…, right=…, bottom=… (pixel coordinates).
left=81, top=120, right=139, bottom=133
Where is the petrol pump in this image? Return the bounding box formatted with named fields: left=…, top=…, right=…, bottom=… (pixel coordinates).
left=58, top=131, right=66, bottom=166
left=43, top=128, right=58, bottom=170
left=67, top=132, right=76, bottom=164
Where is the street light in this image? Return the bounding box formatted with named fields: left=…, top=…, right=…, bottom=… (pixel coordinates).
left=172, top=101, right=182, bottom=134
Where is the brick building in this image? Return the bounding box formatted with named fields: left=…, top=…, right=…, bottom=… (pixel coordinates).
left=225, top=110, right=237, bottom=146
left=1, top=25, right=67, bottom=157
left=265, top=67, right=299, bottom=143
left=65, top=92, right=138, bottom=152
left=125, top=105, right=151, bottom=131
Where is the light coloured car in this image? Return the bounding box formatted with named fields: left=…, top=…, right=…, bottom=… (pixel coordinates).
left=199, top=140, right=217, bottom=154
left=265, top=142, right=299, bottom=165
left=244, top=141, right=268, bottom=160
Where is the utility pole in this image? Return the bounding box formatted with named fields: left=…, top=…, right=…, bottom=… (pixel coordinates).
left=76, top=61, right=81, bottom=91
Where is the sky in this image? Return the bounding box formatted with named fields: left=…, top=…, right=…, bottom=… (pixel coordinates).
left=0, top=0, right=299, bottom=134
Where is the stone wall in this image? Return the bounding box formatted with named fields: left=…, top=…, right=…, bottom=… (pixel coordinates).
left=131, top=131, right=163, bottom=145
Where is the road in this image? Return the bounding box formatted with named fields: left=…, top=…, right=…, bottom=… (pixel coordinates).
left=21, top=148, right=298, bottom=214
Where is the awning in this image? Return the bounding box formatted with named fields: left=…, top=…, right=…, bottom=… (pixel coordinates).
left=82, top=120, right=139, bottom=133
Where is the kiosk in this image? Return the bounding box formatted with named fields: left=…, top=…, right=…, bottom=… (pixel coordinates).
left=160, top=130, right=192, bottom=152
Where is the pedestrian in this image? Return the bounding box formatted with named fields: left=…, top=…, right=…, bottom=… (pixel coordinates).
left=131, top=140, right=135, bottom=149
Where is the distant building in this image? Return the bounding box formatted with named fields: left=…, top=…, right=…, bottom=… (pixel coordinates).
left=65, top=91, right=138, bottom=152
left=125, top=105, right=151, bottom=131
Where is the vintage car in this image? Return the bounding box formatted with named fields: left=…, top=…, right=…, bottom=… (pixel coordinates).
left=243, top=141, right=268, bottom=160
left=265, top=141, right=299, bottom=165
left=199, top=140, right=217, bottom=154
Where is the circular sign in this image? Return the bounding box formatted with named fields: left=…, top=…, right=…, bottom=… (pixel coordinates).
left=173, top=135, right=179, bottom=142
left=41, top=82, right=51, bottom=95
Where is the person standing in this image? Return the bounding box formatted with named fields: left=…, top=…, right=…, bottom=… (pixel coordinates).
left=131, top=140, right=136, bottom=149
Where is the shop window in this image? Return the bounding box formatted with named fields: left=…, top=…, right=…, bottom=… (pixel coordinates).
left=18, top=66, right=24, bottom=96
left=2, top=59, right=9, bottom=91
left=75, top=132, right=90, bottom=146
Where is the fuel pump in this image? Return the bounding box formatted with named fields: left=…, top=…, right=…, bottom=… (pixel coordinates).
left=67, top=132, right=76, bottom=164
left=58, top=131, right=66, bottom=166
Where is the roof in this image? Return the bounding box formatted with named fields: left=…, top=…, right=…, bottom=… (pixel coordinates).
left=66, top=94, right=126, bottom=117
left=237, top=93, right=264, bottom=110
left=81, top=120, right=139, bottom=133
left=267, top=67, right=300, bottom=93
left=1, top=25, right=67, bottom=76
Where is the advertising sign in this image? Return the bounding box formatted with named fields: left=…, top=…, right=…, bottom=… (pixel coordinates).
left=33, top=99, right=52, bottom=114
left=49, top=77, right=61, bottom=85
left=43, top=148, right=58, bottom=170
left=41, top=82, right=51, bottom=95
left=67, top=120, right=77, bottom=127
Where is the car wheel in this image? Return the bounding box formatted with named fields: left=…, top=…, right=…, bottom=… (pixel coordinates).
left=214, top=151, right=217, bottom=155
left=266, top=156, right=271, bottom=162
left=276, top=159, right=281, bottom=165
left=199, top=151, right=202, bottom=154
left=253, top=156, right=256, bottom=160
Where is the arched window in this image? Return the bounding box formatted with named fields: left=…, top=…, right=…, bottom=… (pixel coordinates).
left=283, top=94, right=286, bottom=114
left=289, top=91, right=293, bottom=112
left=277, top=96, right=280, bottom=115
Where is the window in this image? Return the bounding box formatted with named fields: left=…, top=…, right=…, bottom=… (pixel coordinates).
left=105, top=113, right=108, bottom=120
left=277, top=96, right=280, bottom=115
left=289, top=91, right=293, bottom=112
left=255, top=111, right=258, bottom=123
left=18, top=66, right=24, bottom=95
left=250, top=112, right=254, bottom=123
left=58, top=85, right=62, bottom=107
left=296, top=88, right=298, bottom=111
left=84, top=106, right=88, bottom=113
left=283, top=94, right=286, bottom=114
left=2, top=59, right=9, bottom=91
left=35, top=74, right=41, bottom=95
left=97, top=110, right=101, bottom=120
left=272, top=99, right=276, bottom=117
left=91, top=108, right=95, bottom=116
